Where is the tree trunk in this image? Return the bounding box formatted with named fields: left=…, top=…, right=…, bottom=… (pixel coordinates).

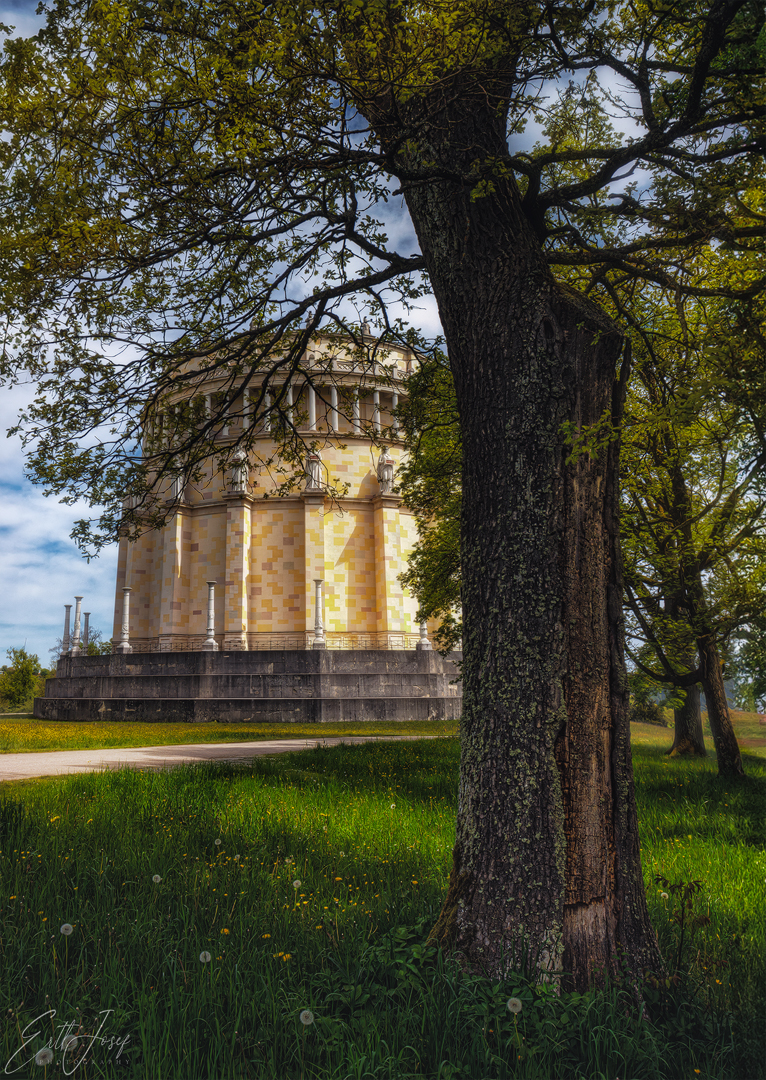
left=366, top=89, right=664, bottom=989
left=669, top=683, right=706, bottom=757
left=698, top=636, right=744, bottom=778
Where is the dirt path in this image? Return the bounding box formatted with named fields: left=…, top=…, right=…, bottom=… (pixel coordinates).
left=0, top=736, right=435, bottom=783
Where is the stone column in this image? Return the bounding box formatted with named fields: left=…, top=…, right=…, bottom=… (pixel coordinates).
left=330, top=386, right=339, bottom=432
left=223, top=493, right=252, bottom=650
left=202, top=580, right=219, bottom=651
left=70, top=596, right=83, bottom=656
left=303, top=492, right=326, bottom=648
left=113, top=529, right=132, bottom=645
left=83, top=613, right=90, bottom=653
left=159, top=506, right=187, bottom=652
left=372, top=493, right=407, bottom=647
left=392, top=392, right=399, bottom=435
left=373, top=390, right=381, bottom=434
left=312, top=579, right=326, bottom=649
left=353, top=392, right=361, bottom=434
left=307, top=384, right=316, bottom=429
left=62, top=604, right=72, bottom=655
left=114, top=588, right=133, bottom=654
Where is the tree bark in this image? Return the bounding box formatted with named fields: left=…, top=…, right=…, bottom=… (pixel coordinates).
left=364, top=86, right=664, bottom=990
left=668, top=683, right=706, bottom=757
left=698, top=635, right=744, bottom=778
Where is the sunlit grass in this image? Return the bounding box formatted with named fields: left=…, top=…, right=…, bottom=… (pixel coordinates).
left=0, top=733, right=763, bottom=1078
left=0, top=717, right=458, bottom=753
left=630, top=712, right=766, bottom=758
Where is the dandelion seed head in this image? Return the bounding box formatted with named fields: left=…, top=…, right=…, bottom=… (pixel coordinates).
left=660, top=892, right=669, bottom=900
left=199, top=951, right=212, bottom=963
left=152, top=874, right=162, bottom=884
left=507, top=997, right=522, bottom=1015
left=35, top=1048, right=54, bottom=1066
left=299, top=1009, right=314, bottom=1026
left=60, top=923, right=73, bottom=936
left=293, top=879, right=301, bottom=889
left=214, top=838, right=222, bottom=846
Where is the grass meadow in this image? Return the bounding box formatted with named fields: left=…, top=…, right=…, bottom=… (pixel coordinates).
left=0, top=726, right=764, bottom=1079
left=0, top=718, right=458, bottom=753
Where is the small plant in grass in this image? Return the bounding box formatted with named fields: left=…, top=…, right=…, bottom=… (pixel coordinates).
left=654, top=875, right=711, bottom=981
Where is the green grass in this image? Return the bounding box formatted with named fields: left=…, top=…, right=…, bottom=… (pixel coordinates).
left=0, top=717, right=458, bottom=753
left=1, top=733, right=764, bottom=1079
left=3, top=709, right=764, bottom=759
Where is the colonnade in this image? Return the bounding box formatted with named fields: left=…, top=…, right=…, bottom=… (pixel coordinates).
left=59, top=597, right=90, bottom=656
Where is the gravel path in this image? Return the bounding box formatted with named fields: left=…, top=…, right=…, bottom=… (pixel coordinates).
left=0, top=736, right=434, bottom=783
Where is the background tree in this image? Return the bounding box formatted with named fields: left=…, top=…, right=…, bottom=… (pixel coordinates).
left=2, top=0, right=764, bottom=987
left=0, top=646, right=42, bottom=711
left=49, top=627, right=112, bottom=663
left=620, top=336, right=765, bottom=773
left=732, top=616, right=766, bottom=711
left=397, top=354, right=462, bottom=653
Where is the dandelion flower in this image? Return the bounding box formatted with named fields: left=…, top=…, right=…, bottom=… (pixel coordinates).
left=507, top=997, right=522, bottom=1015
left=221, top=928, right=230, bottom=935
left=60, top=923, right=74, bottom=936
left=293, top=879, right=301, bottom=889
left=152, top=874, right=162, bottom=884
left=299, top=1009, right=314, bottom=1026
left=35, top=1048, right=54, bottom=1066
left=262, top=933, right=271, bottom=938
left=214, top=838, right=222, bottom=847
left=199, top=951, right=212, bottom=963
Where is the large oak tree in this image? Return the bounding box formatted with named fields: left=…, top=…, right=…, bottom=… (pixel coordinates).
left=1, top=0, right=764, bottom=988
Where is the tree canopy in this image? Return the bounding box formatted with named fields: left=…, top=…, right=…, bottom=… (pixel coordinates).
left=1, top=0, right=763, bottom=547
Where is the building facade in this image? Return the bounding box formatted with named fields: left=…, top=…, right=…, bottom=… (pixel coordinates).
left=111, top=333, right=429, bottom=653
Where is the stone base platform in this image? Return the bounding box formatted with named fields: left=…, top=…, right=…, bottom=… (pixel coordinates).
left=34, top=650, right=462, bottom=723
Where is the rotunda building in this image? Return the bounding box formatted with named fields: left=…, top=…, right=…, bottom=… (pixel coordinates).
left=35, top=332, right=461, bottom=723
left=112, top=331, right=426, bottom=653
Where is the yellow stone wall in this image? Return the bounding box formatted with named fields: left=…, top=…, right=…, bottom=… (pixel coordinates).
left=112, top=337, right=431, bottom=651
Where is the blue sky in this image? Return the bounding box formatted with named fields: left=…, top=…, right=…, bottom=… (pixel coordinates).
left=1, top=2, right=118, bottom=665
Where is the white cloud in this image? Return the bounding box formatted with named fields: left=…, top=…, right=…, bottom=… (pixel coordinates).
left=0, top=383, right=118, bottom=664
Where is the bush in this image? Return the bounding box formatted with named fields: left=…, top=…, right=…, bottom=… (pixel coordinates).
left=630, top=699, right=669, bottom=726
left=0, top=647, right=41, bottom=711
